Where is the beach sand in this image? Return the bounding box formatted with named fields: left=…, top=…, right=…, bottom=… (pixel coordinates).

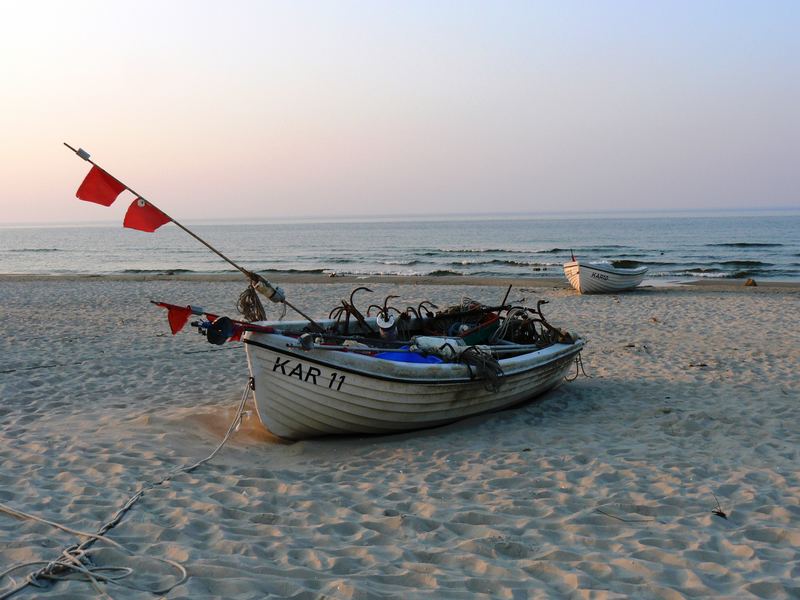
left=1, top=275, right=799, bottom=598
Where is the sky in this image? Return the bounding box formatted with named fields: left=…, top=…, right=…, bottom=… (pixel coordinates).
left=0, top=0, right=797, bottom=224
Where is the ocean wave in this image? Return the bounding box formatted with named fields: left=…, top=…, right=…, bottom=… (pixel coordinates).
left=449, top=259, right=559, bottom=268
left=260, top=268, right=328, bottom=275
left=706, top=242, right=783, bottom=248
left=668, top=267, right=777, bottom=279
left=431, top=248, right=528, bottom=254
left=682, top=267, right=723, bottom=274
left=325, top=258, right=356, bottom=264
left=646, top=272, right=676, bottom=278
left=381, top=260, right=421, bottom=266
left=718, top=260, right=774, bottom=267
left=122, top=268, right=196, bottom=274
left=536, top=245, right=631, bottom=254
left=672, top=270, right=729, bottom=278
left=324, top=269, right=423, bottom=277
left=8, top=248, right=61, bottom=253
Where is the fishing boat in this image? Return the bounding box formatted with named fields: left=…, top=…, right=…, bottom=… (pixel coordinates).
left=154, top=294, right=584, bottom=440
left=65, top=144, right=586, bottom=440
left=239, top=301, right=584, bottom=439
left=563, top=259, right=648, bottom=294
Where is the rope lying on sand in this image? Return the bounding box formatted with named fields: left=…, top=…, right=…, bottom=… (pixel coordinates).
left=564, top=352, right=590, bottom=382
left=0, top=378, right=254, bottom=600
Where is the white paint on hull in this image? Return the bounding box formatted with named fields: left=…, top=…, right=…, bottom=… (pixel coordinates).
left=244, top=328, right=584, bottom=439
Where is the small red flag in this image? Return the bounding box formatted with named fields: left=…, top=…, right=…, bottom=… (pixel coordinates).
left=76, top=166, right=126, bottom=206
left=123, top=198, right=171, bottom=232
left=166, top=305, right=192, bottom=334
left=153, top=301, right=194, bottom=333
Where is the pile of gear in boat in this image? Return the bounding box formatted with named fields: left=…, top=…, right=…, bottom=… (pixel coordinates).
left=196, top=286, right=577, bottom=390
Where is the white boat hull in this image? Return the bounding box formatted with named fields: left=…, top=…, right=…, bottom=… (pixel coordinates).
left=563, top=260, right=647, bottom=294
left=243, top=321, right=584, bottom=440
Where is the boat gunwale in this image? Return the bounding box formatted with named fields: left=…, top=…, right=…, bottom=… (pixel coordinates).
left=243, top=336, right=584, bottom=386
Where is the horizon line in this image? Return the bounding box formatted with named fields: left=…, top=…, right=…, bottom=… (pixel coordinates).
left=1, top=206, right=799, bottom=228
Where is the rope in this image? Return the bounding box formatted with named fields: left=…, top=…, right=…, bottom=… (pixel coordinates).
left=459, top=346, right=504, bottom=392
left=564, top=351, right=590, bottom=382
left=489, top=307, right=527, bottom=343
left=238, top=284, right=287, bottom=322
left=0, top=378, right=254, bottom=600
left=237, top=285, right=267, bottom=321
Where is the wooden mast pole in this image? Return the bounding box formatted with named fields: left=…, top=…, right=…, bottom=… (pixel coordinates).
left=64, top=143, right=323, bottom=330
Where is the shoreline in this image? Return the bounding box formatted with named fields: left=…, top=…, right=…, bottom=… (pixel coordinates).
left=2, top=271, right=799, bottom=292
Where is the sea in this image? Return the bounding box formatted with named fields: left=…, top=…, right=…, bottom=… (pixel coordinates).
left=2, top=211, right=799, bottom=282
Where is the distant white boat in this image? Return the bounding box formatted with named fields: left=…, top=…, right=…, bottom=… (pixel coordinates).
left=563, top=260, right=648, bottom=294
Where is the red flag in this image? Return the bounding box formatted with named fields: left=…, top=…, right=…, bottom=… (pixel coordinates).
left=123, top=198, right=171, bottom=232
left=229, top=325, right=243, bottom=342
left=164, top=305, right=192, bottom=334
left=76, top=166, right=126, bottom=206
left=153, top=301, right=195, bottom=333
